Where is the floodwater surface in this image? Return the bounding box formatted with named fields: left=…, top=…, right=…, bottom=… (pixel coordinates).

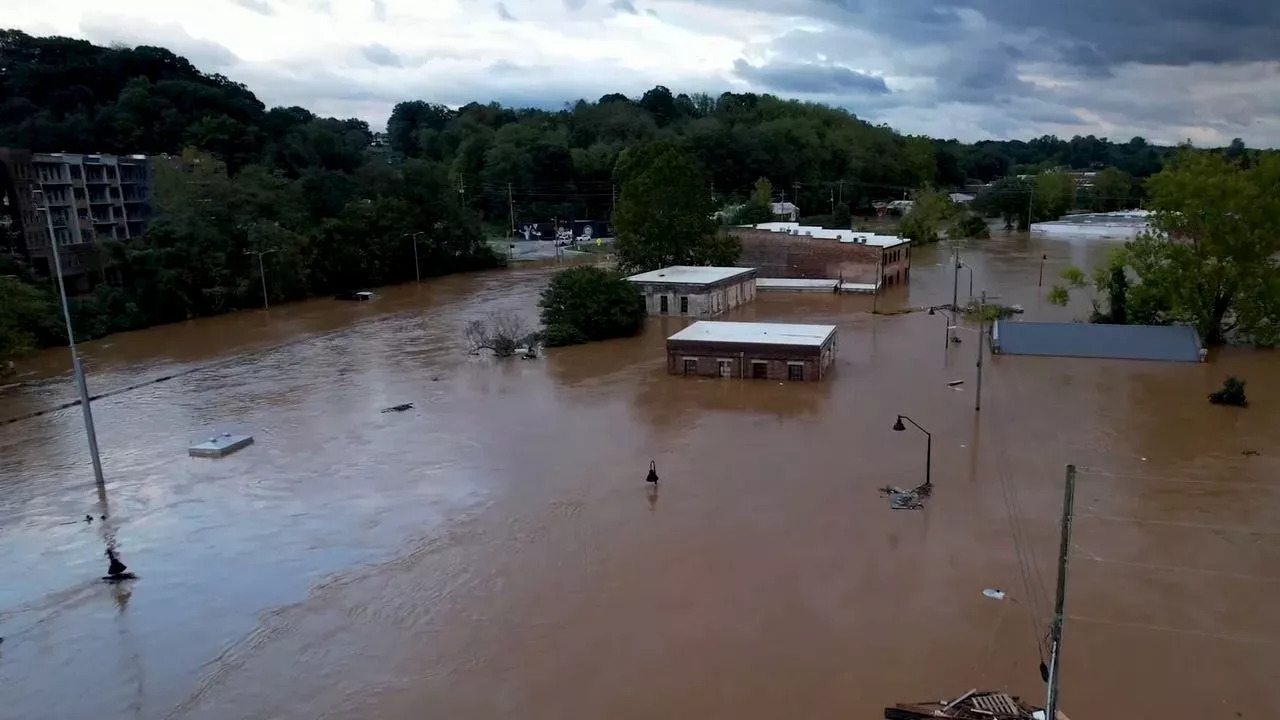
left=1, top=235, right=1277, bottom=720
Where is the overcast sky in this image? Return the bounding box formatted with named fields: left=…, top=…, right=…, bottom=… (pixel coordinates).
left=9, top=0, right=1280, bottom=145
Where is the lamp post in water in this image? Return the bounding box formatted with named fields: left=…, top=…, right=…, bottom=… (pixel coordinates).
left=34, top=189, right=106, bottom=494
left=892, top=415, right=931, bottom=488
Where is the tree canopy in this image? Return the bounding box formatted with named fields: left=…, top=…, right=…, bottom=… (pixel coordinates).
left=1050, top=151, right=1280, bottom=345
left=539, top=266, right=646, bottom=347
left=612, top=142, right=738, bottom=272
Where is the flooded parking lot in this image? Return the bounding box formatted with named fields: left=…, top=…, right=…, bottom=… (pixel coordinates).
left=1, top=235, right=1277, bottom=720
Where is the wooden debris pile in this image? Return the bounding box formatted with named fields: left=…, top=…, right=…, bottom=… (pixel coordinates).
left=885, top=690, right=1044, bottom=719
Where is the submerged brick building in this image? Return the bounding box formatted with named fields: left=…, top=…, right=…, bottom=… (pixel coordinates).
left=666, top=321, right=838, bottom=382
left=731, top=222, right=912, bottom=289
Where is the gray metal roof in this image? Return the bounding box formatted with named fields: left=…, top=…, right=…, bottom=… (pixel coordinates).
left=992, top=321, right=1203, bottom=362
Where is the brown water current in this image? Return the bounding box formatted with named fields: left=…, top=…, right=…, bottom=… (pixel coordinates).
left=0, top=234, right=1277, bottom=720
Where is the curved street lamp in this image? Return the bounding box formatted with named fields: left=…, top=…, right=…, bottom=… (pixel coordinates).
left=892, top=414, right=932, bottom=488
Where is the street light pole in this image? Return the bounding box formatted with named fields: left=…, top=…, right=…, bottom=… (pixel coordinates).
left=35, top=189, right=106, bottom=492
left=243, top=247, right=278, bottom=310
left=1038, top=253, right=1047, bottom=287
left=892, top=414, right=932, bottom=488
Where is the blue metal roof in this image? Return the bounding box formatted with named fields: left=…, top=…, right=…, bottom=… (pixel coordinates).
left=993, top=321, right=1203, bottom=362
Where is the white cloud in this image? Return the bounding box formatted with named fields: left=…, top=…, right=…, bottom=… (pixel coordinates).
left=6, top=0, right=1280, bottom=145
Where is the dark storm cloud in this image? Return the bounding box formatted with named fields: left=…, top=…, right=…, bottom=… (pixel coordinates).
left=610, top=0, right=638, bottom=14
left=733, top=59, right=888, bottom=95
left=361, top=43, right=401, bottom=67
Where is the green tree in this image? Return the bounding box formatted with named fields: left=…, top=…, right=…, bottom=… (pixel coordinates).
left=832, top=201, right=851, bottom=229
left=538, top=266, right=646, bottom=346
left=952, top=214, right=990, bottom=239
left=613, top=142, right=731, bottom=272
left=973, top=176, right=1033, bottom=230
left=1033, top=169, right=1076, bottom=221
left=1091, top=167, right=1131, bottom=211
left=1128, top=151, right=1280, bottom=344
left=0, top=275, right=59, bottom=372
left=899, top=187, right=952, bottom=243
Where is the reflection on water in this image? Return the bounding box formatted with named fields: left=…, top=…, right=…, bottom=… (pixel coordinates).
left=0, top=234, right=1276, bottom=720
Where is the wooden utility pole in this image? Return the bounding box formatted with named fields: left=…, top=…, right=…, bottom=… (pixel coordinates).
left=1045, top=464, right=1078, bottom=720
left=975, top=290, right=985, bottom=412
left=507, top=183, right=515, bottom=236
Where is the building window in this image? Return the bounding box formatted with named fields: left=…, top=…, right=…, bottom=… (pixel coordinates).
left=683, top=358, right=697, bottom=375
left=680, top=296, right=689, bottom=314
left=660, top=295, right=669, bottom=314
left=751, top=362, right=768, bottom=379
left=788, top=364, right=805, bottom=381
left=717, top=360, right=732, bottom=378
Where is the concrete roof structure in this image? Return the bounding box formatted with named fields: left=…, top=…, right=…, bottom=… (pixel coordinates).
left=743, top=222, right=908, bottom=247
left=668, top=321, right=837, bottom=347
left=625, top=266, right=756, bottom=286
left=992, top=321, right=1203, bottom=362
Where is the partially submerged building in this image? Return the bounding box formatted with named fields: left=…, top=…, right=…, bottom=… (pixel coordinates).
left=626, top=266, right=757, bottom=318
left=666, top=321, right=838, bottom=381
left=732, top=222, right=912, bottom=289
left=992, top=321, right=1204, bottom=362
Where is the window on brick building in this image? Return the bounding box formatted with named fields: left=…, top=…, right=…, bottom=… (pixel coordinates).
left=788, top=364, right=804, bottom=381
left=660, top=295, right=668, bottom=314
left=683, top=358, right=697, bottom=375
left=751, top=362, right=768, bottom=379
left=680, top=296, right=689, bottom=314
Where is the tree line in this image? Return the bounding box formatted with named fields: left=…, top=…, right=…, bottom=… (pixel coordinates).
left=0, top=29, right=1274, bottom=369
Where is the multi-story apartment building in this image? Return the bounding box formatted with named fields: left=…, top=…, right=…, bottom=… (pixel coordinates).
left=0, top=149, right=152, bottom=285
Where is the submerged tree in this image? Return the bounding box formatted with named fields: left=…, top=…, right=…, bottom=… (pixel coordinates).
left=538, top=266, right=646, bottom=347
left=612, top=142, right=735, bottom=272
left=1134, top=151, right=1280, bottom=344
left=464, top=311, right=536, bottom=357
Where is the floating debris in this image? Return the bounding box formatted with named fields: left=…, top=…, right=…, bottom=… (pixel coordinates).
left=646, top=460, right=659, bottom=485
left=947, top=380, right=964, bottom=387
left=886, top=690, right=1049, bottom=719
left=1242, top=449, right=1261, bottom=457
left=102, top=548, right=136, bottom=583
left=879, top=482, right=932, bottom=510
left=982, top=588, right=1007, bottom=600
left=189, top=432, right=254, bottom=458
left=381, top=403, right=414, bottom=413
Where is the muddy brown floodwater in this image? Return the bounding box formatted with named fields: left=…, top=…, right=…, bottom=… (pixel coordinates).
left=1, top=235, right=1277, bottom=720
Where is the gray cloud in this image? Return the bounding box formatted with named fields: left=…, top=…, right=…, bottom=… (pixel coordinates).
left=79, top=14, right=240, bottom=69
left=371, top=0, right=387, bottom=21
left=360, top=44, right=401, bottom=67
left=496, top=2, right=516, bottom=21
left=610, top=0, right=638, bottom=13
left=733, top=59, right=889, bottom=95
left=564, top=0, right=587, bottom=9
left=229, top=0, right=275, bottom=15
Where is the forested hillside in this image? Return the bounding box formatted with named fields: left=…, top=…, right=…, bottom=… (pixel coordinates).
left=0, top=28, right=1205, bottom=366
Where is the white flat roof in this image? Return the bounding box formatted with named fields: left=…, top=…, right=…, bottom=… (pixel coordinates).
left=625, top=266, right=754, bottom=285
left=668, top=321, right=836, bottom=347
left=743, top=222, right=908, bottom=247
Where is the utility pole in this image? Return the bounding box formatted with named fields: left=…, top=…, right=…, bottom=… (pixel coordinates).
left=243, top=247, right=278, bottom=309
left=1038, top=253, right=1047, bottom=287
left=35, top=189, right=105, bottom=492
left=837, top=179, right=844, bottom=204
left=975, top=290, right=985, bottom=412
left=793, top=181, right=801, bottom=214
left=1026, top=182, right=1035, bottom=232
left=402, top=232, right=424, bottom=282
left=830, top=188, right=835, bottom=216
left=1045, top=464, right=1078, bottom=720
left=507, top=183, right=515, bottom=237
left=951, top=246, right=960, bottom=310
left=611, top=183, right=616, bottom=217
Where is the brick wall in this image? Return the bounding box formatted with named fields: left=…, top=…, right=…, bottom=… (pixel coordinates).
left=731, top=228, right=912, bottom=286
left=665, top=336, right=836, bottom=382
